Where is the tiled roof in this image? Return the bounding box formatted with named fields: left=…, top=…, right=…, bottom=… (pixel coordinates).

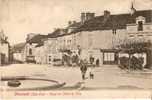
left=47, top=29, right=62, bottom=38
left=12, top=43, right=26, bottom=52
left=35, top=42, right=44, bottom=47
left=27, top=34, right=47, bottom=43
left=47, top=28, right=69, bottom=38
left=28, top=10, right=152, bottom=41
left=47, top=22, right=82, bottom=38
left=74, top=10, right=152, bottom=32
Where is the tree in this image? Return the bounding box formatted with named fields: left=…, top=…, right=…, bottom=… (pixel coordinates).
left=117, top=40, right=152, bottom=70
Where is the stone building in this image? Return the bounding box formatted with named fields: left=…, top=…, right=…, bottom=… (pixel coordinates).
left=71, top=8, right=152, bottom=66
left=25, top=33, right=46, bottom=63
left=0, top=30, right=10, bottom=65
left=12, top=43, right=26, bottom=63
left=23, top=5, right=152, bottom=67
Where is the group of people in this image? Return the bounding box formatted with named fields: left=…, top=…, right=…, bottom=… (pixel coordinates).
left=63, top=52, right=98, bottom=80
left=90, top=56, right=100, bottom=67
left=77, top=55, right=101, bottom=80
left=79, top=59, right=94, bottom=80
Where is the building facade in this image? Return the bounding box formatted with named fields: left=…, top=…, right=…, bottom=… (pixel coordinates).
left=71, top=9, right=152, bottom=66
left=12, top=43, right=26, bottom=63
left=24, top=33, right=46, bottom=63
left=23, top=8, right=152, bottom=67
left=0, top=30, right=10, bottom=65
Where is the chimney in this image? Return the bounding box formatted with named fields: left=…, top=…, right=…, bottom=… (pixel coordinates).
left=86, top=12, right=90, bottom=21
left=90, top=13, right=95, bottom=18
left=104, top=10, right=110, bottom=18
left=81, top=12, right=95, bottom=23
left=103, top=10, right=110, bottom=23
left=26, top=33, right=37, bottom=42
left=86, top=12, right=95, bottom=21
left=81, top=12, right=86, bottom=23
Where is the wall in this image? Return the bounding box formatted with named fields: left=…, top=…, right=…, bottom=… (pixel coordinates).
left=44, top=38, right=59, bottom=64
left=25, top=43, right=37, bottom=56
left=127, top=22, right=152, bottom=42
left=0, top=43, right=9, bottom=64
left=76, top=29, right=127, bottom=50
left=127, top=23, right=152, bottom=33
left=72, top=29, right=127, bottom=65
left=24, top=43, right=38, bottom=63
left=13, top=52, right=23, bottom=62
left=57, top=35, right=73, bottom=50
left=35, top=46, right=44, bottom=64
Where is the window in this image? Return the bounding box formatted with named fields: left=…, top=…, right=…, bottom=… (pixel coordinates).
left=104, top=52, right=115, bottom=61
left=49, top=56, right=51, bottom=61
left=138, top=21, right=143, bottom=31
left=67, top=40, right=71, bottom=44
left=112, top=29, right=116, bottom=35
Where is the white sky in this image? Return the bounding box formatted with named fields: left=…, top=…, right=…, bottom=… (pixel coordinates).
left=0, top=0, right=152, bottom=45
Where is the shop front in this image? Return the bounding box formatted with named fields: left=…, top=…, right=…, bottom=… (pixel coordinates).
left=101, top=49, right=119, bottom=65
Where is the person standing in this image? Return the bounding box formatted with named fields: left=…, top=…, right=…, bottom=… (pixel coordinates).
left=96, top=59, right=100, bottom=67
left=87, top=66, right=94, bottom=79
left=89, top=56, right=94, bottom=65
left=80, top=60, right=87, bottom=80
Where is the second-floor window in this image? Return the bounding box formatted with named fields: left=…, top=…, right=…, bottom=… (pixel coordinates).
left=49, top=56, right=51, bottom=61
left=112, top=29, right=116, bottom=35
left=138, top=21, right=143, bottom=31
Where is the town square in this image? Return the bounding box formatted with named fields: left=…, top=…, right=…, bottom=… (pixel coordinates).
left=0, top=0, right=152, bottom=95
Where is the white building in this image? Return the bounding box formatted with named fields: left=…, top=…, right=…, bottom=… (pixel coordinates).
left=25, top=33, right=46, bottom=63
left=12, top=43, right=26, bottom=63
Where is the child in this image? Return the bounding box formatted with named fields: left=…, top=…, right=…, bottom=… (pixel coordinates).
left=87, top=66, right=94, bottom=79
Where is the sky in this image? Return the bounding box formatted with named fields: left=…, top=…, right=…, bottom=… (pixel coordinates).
left=0, top=0, right=152, bottom=45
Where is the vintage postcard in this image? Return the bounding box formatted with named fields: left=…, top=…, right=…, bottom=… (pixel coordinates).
left=0, top=0, right=152, bottom=99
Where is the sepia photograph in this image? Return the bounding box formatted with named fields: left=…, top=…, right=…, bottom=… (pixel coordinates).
left=0, top=0, right=152, bottom=99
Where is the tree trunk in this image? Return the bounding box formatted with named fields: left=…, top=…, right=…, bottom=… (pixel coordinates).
left=128, top=54, right=132, bottom=71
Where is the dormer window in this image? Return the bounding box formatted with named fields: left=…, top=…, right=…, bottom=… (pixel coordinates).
left=136, top=16, right=145, bottom=31
left=138, top=21, right=143, bottom=31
